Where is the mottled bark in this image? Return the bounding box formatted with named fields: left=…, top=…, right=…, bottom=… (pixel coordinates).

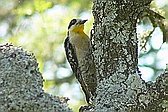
left=0, top=44, right=72, bottom=112
left=82, top=0, right=168, bottom=112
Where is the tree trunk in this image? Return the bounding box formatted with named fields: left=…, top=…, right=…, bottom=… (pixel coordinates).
left=84, top=0, right=168, bottom=112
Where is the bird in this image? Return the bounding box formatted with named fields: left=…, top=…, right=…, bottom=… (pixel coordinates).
left=64, top=19, right=97, bottom=104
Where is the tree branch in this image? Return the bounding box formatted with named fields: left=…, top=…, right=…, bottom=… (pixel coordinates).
left=0, top=43, right=72, bottom=112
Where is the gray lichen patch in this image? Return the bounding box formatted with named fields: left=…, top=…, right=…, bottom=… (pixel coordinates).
left=90, top=0, right=168, bottom=112
left=0, top=43, right=72, bottom=112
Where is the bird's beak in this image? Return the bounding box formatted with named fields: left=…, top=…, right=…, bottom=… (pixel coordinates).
left=80, top=20, right=88, bottom=24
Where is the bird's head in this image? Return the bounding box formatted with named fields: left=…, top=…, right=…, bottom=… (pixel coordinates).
left=68, top=19, right=87, bottom=33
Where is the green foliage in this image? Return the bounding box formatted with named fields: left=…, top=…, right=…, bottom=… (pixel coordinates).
left=34, top=0, right=53, bottom=13
left=14, top=0, right=53, bottom=16
left=14, top=0, right=34, bottom=16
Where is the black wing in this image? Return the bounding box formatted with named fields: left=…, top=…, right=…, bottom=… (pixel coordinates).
left=64, top=37, right=91, bottom=103
left=64, top=37, right=78, bottom=75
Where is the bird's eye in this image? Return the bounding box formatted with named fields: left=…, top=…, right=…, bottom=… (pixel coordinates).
left=68, top=19, right=77, bottom=29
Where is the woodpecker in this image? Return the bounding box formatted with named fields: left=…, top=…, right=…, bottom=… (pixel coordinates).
left=64, top=19, right=97, bottom=104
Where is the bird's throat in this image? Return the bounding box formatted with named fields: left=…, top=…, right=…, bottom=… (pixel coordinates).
left=72, top=25, right=84, bottom=33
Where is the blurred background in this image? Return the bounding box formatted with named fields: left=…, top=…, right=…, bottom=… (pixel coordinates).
left=0, top=0, right=168, bottom=111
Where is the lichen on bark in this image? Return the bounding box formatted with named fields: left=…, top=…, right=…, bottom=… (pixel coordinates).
left=0, top=43, right=72, bottom=112
left=89, top=0, right=168, bottom=112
